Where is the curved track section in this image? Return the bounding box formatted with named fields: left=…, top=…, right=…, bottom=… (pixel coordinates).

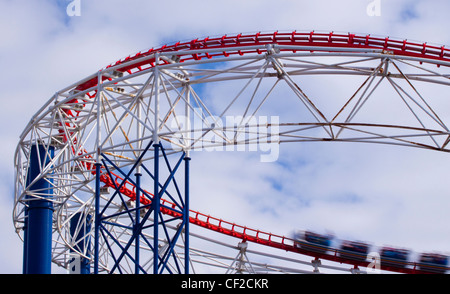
left=14, top=31, right=450, bottom=274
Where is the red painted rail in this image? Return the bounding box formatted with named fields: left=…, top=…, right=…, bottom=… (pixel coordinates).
left=74, top=31, right=450, bottom=97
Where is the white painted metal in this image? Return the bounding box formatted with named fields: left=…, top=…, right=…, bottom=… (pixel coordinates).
left=13, top=35, right=450, bottom=273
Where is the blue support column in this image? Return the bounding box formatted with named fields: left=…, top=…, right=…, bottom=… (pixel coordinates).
left=23, top=144, right=55, bottom=274
left=153, top=143, right=160, bottom=274
left=69, top=212, right=91, bottom=274
left=135, top=171, right=141, bottom=274
left=184, top=156, right=190, bottom=274
left=93, top=162, right=101, bottom=274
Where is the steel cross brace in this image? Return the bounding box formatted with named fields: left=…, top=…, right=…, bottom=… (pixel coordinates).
left=93, top=141, right=190, bottom=274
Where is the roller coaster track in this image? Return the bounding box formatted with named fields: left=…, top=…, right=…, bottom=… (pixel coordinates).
left=15, top=30, right=450, bottom=274
left=95, top=170, right=447, bottom=274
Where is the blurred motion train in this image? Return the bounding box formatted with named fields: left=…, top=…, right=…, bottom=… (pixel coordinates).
left=293, top=230, right=448, bottom=274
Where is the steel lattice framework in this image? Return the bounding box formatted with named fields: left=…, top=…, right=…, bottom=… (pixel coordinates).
left=13, top=31, right=450, bottom=274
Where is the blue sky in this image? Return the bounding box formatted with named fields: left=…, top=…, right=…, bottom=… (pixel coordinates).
left=2, top=0, right=450, bottom=273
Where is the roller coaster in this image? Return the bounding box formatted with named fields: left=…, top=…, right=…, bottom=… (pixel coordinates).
left=14, top=30, right=450, bottom=274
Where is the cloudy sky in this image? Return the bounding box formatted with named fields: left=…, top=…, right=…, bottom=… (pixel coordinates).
left=2, top=0, right=450, bottom=274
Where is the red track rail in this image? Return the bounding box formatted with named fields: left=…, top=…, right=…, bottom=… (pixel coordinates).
left=58, top=31, right=450, bottom=273
left=94, top=170, right=444, bottom=274
left=74, top=31, right=450, bottom=96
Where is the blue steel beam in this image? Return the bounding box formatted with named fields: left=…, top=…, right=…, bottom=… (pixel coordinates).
left=153, top=143, right=160, bottom=274
left=23, top=144, right=55, bottom=274
left=184, top=156, right=190, bottom=274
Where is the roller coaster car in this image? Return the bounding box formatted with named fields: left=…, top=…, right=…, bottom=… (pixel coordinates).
left=294, top=231, right=331, bottom=254
left=418, top=253, right=448, bottom=274
left=380, top=247, right=409, bottom=268
left=339, top=241, right=369, bottom=262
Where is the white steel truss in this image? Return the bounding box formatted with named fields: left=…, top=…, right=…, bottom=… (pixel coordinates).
left=13, top=31, right=450, bottom=274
